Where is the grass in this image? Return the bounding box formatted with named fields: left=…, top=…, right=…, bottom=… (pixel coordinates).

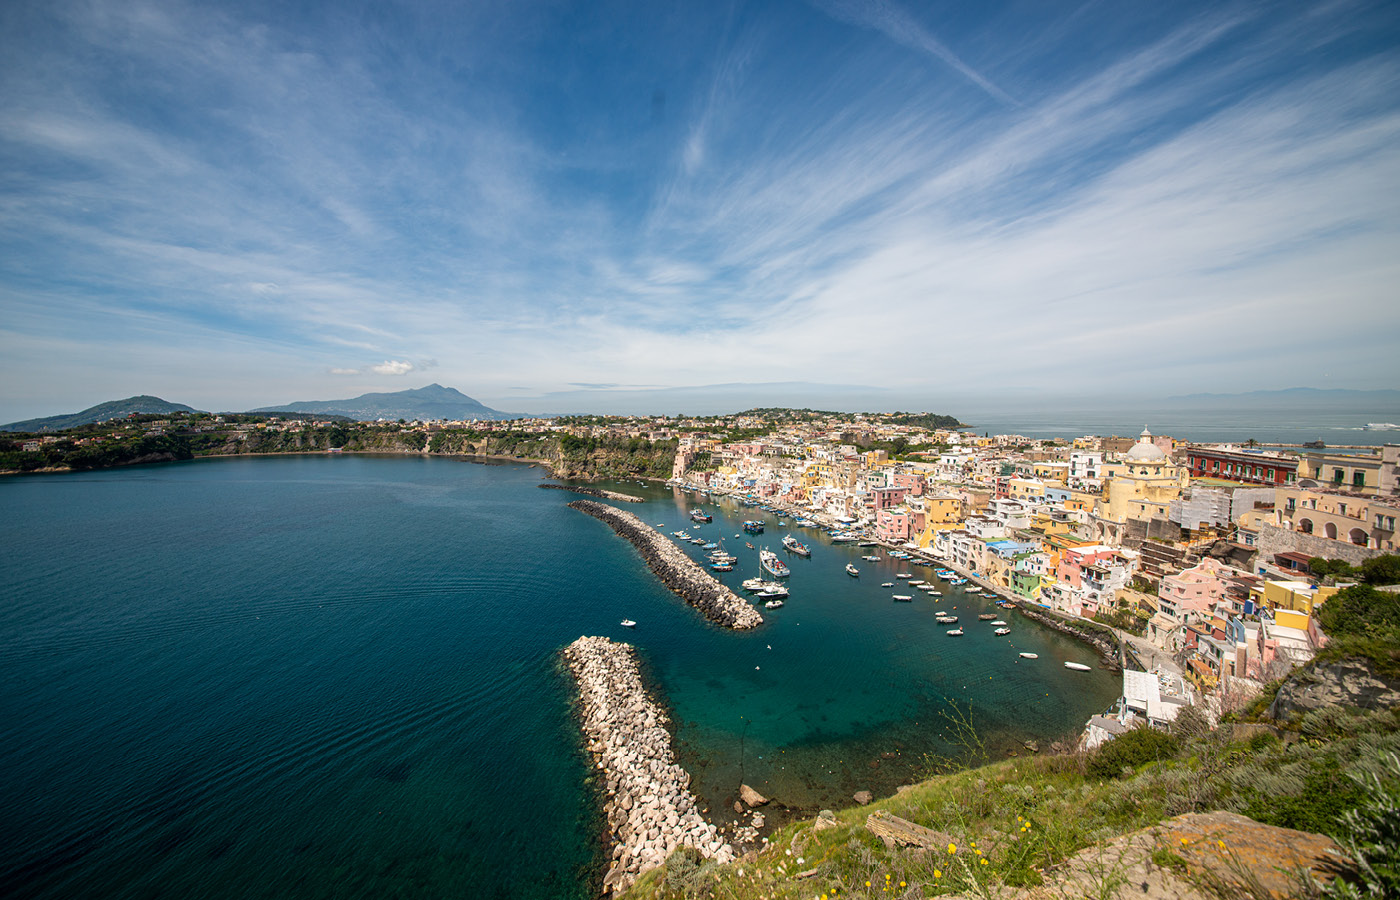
left=625, top=705, right=1400, bottom=899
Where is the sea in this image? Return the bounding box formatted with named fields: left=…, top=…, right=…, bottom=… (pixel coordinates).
left=0, top=455, right=1120, bottom=899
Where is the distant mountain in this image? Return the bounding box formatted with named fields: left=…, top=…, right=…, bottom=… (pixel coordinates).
left=250, top=384, right=521, bottom=421
left=1, top=396, right=200, bottom=432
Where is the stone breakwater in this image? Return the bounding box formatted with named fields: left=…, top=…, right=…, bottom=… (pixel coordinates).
left=540, top=483, right=645, bottom=503
left=567, top=500, right=763, bottom=630
left=563, top=636, right=734, bottom=895
left=1014, top=604, right=1122, bottom=670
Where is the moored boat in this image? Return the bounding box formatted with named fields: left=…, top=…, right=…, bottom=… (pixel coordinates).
left=1019, top=652, right=1038, bottom=659
left=893, top=594, right=913, bottom=601
left=978, top=614, right=997, bottom=621
left=764, top=599, right=784, bottom=609
left=781, top=534, right=811, bottom=557
left=621, top=619, right=637, bottom=628
left=760, top=548, right=791, bottom=578
left=994, top=627, right=1011, bottom=635
left=690, top=509, right=712, bottom=523
left=946, top=628, right=964, bottom=636
left=743, top=520, right=764, bottom=534
left=846, top=563, right=859, bottom=576
left=1064, top=661, right=1092, bottom=671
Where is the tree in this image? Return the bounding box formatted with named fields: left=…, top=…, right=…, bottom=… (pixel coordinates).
left=1317, top=584, right=1400, bottom=638
left=1360, top=554, right=1400, bottom=586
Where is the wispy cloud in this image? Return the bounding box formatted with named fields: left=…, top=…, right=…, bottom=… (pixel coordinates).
left=1, top=0, right=1397, bottom=418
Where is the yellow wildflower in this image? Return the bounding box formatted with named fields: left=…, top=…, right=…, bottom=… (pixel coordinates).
left=934, top=869, right=942, bottom=879
left=981, top=858, right=989, bottom=866
left=948, top=843, right=957, bottom=854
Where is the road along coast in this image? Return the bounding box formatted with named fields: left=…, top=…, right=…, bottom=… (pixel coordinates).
left=562, top=636, right=735, bottom=896
left=567, top=500, right=763, bottom=630
left=539, top=483, right=645, bottom=503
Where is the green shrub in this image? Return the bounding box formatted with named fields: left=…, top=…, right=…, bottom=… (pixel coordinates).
left=1087, top=726, right=1181, bottom=778
left=1325, top=751, right=1400, bottom=899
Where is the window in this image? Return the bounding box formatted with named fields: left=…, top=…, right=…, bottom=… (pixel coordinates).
left=1334, top=468, right=1346, bottom=483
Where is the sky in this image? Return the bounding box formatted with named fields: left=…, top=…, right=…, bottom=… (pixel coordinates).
left=2, top=0, right=1398, bottom=419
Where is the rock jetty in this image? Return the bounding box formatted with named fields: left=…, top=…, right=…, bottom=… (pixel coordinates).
left=562, top=636, right=734, bottom=895
left=540, top=483, right=645, bottom=503
left=568, top=499, right=763, bottom=630
left=1014, top=604, right=1121, bottom=670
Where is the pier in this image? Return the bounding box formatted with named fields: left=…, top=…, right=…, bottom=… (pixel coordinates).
left=539, top=483, right=645, bottom=503
left=562, top=636, right=734, bottom=895
left=567, top=500, right=763, bottom=630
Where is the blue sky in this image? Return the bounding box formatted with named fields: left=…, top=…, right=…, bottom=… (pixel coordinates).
left=2, top=0, right=1398, bottom=418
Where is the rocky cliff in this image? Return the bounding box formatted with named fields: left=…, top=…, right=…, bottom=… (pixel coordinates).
left=1268, top=656, right=1400, bottom=720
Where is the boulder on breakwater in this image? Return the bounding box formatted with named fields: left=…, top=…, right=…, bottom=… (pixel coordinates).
left=567, top=499, right=763, bottom=630
left=562, top=636, right=734, bottom=896
left=539, top=483, right=645, bottom=503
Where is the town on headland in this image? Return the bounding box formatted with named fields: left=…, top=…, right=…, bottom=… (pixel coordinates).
left=5, top=400, right=1399, bottom=899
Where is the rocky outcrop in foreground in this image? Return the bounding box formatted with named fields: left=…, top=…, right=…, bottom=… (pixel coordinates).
left=1268, top=656, right=1400, bottom=720
left=568, top=499, right=762, bottom=630
left=539, top=483, right=645, bottom=503
left=563, top=636, right=734, bottom=896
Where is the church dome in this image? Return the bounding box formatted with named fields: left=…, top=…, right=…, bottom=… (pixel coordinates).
left=1126, top=427, right=1167, bottom=461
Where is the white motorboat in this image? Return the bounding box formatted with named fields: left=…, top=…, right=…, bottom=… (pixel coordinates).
left=846, top=563, right=859, bottom=576
left=760, top=548, right=790, bottom=578
left=764, top=599, right=785, bottom=609
left=893, top=594, right=913, bottom=602
left=621, top=620, right=637, bottom=628
left=881, top=582, right=895, bottom=588
left=946, top=628, right=964, bottom=636
left=895, top=573, right=911, bottom=579
left=742, top=577, right=766, bottom=591
left=1019, top=652, right=1038, bottom=659
left=966, top=586, right=982, bottom=593
left=994, top=627, right=1011, bottom=636
left=991, top=620, right=1007, bottom=626
left=1064, top=662, right=1092, bottom=671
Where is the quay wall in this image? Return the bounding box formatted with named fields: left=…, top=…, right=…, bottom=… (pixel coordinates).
left=563, top=636, right=734, bottom=896
left=568, top=500, right=763, bottom=630
left=539, top=483, right=645, bottom=503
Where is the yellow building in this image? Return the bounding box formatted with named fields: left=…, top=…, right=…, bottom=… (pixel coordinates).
left=1253, top=580, right=1339, bottom=616
left=1096, top=428, right=1189, bottom=523
left=912, top=494, right=964, bottom=548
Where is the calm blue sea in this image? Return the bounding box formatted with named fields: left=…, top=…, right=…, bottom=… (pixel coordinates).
left=0, top=456, right=1118, bottom=898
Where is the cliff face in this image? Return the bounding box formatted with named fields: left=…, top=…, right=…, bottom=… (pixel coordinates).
left=1269, top=656, right=1400, bottom=720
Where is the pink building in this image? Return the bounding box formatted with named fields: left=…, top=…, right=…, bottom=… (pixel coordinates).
left=871, top=486, right=909, bottom=511
left=876, top=508, right=912, bottom=543
left=1157, top=558, right=1233, bottom=625
left=892, top=472, right=926, bottom=496
left=1054, top=545, right=1119, bottom=591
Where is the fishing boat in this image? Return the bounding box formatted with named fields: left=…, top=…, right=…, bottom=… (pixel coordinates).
left=1064, top=662, right=1092, bottom=671
left=743, top=520, right=764, bottom=534
left=690, top=509, right=712, bottom=523
left=1019, top=652, right=1038, bottom=659
left=760, top=548, right=790, bottom=578
left=978, top=614, right=997, bottom=621
left=674, top=531, right=691, bottom=540
left=702, top=542, right=718, bottom=550
left=893, top=594, right=913, bottom=602
left=994, top=627, right=1011, bottom=636
left=781, top=534, right=811, bottom=557
left=764, top=599, right=785, bottom=609
left=711, top=562, right=734, bottom=572
left=690, top=538, right=705, bottom=545
left=946, top=628, right=964, bottom=636
left=621, top=620, right=637, bottom=628
left=935, top=615, right=958, bottom=624
left=845, top=563, right=859, bottom=576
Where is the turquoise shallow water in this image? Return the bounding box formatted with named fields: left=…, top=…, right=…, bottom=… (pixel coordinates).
left=0, top=456, right=1118, bottom=897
